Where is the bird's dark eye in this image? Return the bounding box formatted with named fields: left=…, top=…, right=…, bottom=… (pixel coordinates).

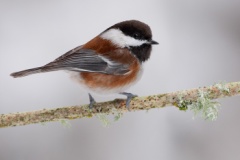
left=133, top=33, right=140, bottom=39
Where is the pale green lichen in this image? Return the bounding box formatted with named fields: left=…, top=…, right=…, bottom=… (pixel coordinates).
left=189, top=90, right=220, bottom=121
left=95, top=108, right=123, bottom=126
left=112, top=108, right=123, bottom=121
left=40, top=122, right=47, bottom=126
left=177, top=93, right=192, bottom=111
left=114, top=114, right=122, bottom=121
left=214, top=82, right=230, bottom=94
left=96, top=113, right=111, bottom=127
left=177, top=89, right=220, bottom=121
left=59, top=119, right=71, bottom=128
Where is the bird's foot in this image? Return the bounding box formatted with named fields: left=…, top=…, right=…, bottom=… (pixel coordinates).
left=119, top=92, right=137, bottom=110
left=88, top=93, right=96, bottom=109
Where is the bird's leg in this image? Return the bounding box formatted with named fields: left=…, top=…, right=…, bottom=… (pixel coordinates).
left=119, top=92, right=138, bottom=109
left=88, top=93, right=96, bottom=109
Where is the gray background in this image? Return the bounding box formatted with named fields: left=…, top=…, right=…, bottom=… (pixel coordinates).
left=1, top=0, right=240, bottom=160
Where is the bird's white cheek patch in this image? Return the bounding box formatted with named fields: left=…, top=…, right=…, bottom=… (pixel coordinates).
left=100, top=28, right=147, bottom=48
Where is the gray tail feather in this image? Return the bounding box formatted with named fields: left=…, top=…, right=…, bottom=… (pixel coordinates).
left=10, top=66, right=58, bottom=78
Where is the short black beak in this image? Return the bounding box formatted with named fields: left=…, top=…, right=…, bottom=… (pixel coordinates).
left=150, top=40, right=159, bottom=45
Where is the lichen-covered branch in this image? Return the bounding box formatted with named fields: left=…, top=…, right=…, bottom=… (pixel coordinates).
left=1, top=81, right=240, bottom=128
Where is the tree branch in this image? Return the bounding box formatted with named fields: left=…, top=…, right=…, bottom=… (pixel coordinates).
left=1, top=81, right=240, bottom=128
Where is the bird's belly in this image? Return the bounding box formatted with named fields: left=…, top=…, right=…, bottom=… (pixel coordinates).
left=70, top=67, right=143, bottom=94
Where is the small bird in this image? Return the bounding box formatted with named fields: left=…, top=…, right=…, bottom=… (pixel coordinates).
left=11, top=20, right=158, bottom=109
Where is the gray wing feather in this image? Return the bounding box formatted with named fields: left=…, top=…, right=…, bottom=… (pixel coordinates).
left=10, top=47, right=130, bottom=78
left=44, top=48, right=130, bottom=75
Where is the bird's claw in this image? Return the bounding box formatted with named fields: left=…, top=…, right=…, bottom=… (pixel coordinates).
left=120, top=92, right=137, bottom=110
left=88, top=93, right=96, bottom=109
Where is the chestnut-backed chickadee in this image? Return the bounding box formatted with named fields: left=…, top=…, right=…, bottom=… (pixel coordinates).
left=11, top=20, right=158, bottom=109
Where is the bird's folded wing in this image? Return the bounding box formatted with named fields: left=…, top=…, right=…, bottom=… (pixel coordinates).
left=44, top=48, right=130, bottom=75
